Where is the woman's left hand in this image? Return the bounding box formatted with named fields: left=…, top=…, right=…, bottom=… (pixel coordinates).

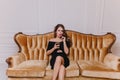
left=62, top=36, right=66, bottom=42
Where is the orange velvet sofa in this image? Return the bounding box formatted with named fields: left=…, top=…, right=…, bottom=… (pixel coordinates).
left=6, top=30, right=120, bottom=80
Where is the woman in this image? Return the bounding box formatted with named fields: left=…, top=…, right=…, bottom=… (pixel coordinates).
left=46, top=24, right=71, bottom=80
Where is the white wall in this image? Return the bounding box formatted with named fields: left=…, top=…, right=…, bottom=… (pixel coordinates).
left=0, top=0, right=120, bottom=79
left=37, top=0, right=88, bottom=33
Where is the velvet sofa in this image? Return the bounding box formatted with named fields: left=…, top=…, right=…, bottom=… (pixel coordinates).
left=6, top=30, right=120, bottom=80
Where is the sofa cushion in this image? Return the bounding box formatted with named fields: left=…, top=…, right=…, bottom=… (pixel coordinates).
left=77, top=60, right=120, bottom=79
left=6, top=60, right=48, bottom=77
left=66, top=61, right=80, bottom=77
left=45, top=61, right=80, bottom=77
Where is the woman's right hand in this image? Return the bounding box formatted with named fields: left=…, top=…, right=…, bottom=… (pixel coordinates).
left=53, top=43, right=60, bottom=50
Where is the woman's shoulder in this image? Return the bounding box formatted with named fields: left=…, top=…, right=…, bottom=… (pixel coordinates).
left=48, top=38, right=57, bottom=43
left=49, top=38, right=62, bottom=43
left=49, top=38, right=56, bottom=42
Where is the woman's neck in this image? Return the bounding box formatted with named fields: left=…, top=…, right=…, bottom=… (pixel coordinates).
left=56, top=37, right=62, bottom=41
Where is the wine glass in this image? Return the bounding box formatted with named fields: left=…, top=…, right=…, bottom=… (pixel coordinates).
left=56, top=42, right=60, bottom=49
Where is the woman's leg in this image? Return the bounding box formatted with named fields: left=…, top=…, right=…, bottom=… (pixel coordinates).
left=58, top=65, right=65, bottom=80
left=52, top=56, right=64, bottom=80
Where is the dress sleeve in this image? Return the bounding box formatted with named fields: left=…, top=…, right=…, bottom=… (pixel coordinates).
left=46, top=42, right=54, bottom=51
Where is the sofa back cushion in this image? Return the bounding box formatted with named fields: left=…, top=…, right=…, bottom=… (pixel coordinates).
left=67, top=31, right=115, bottom=62
left=15, top=30, right=116, bottom=62
left=15, top=32, right=54, bottom=60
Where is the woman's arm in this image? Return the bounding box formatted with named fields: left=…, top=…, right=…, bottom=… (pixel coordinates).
left=46, top=47, right=55, bottom=55
left=63, top=37, right=69, bottom=55
left=46, top=42, right=59, bottom=55
left=63, top=41, right=69, bottom=55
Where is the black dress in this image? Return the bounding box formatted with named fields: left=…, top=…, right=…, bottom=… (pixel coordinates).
left=46, top=41, right=70, bottom=69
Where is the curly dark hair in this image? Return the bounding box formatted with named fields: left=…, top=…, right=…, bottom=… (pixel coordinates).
left=54, top=24, right=72, bottom=47
left=54, top=24, right=67, bottom=38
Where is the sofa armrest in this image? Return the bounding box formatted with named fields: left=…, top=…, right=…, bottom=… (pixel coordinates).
left=6, top=53, right=26, bottom=68
left=104, top=53, right=120, bottom=71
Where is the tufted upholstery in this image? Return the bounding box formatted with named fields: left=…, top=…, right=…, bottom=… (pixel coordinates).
left=67, top=31, right=115, bottom=62
left=14, top=32, right=53, bottom=61
left=6, top=30, right=120, bottom=80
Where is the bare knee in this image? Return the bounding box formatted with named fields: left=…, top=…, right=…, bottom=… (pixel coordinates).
left=60, top=65, right=65, bottom=72
left=55, top=56, right=63, bottom=63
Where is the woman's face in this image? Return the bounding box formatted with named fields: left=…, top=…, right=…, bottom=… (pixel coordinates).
left=56, top=27, right=64, bottom=38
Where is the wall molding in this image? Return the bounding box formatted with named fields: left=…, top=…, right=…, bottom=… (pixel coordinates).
left=97, top=0, right=105, bottom=34
left=0, top=63, right=8, bottom=79
left=98, top=0, right=120, bottom=38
